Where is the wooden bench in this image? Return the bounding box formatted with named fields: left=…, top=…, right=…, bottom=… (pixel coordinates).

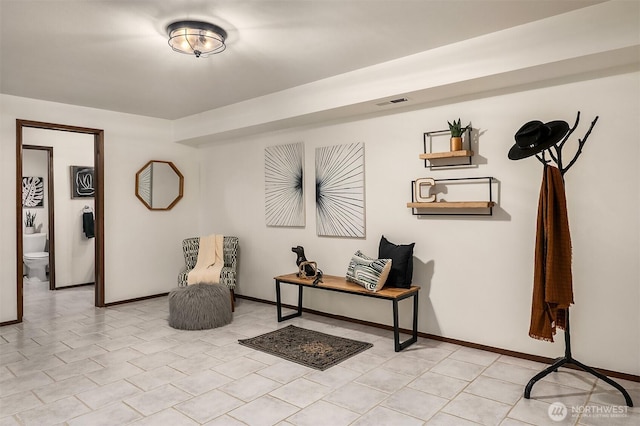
left=274, top=273, right=420, bottom=352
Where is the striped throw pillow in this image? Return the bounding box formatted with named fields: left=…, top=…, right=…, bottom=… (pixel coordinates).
left=346, top=250, right=392, bottom=292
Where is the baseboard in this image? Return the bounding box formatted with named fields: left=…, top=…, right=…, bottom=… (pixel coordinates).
left=236, top=294, right=639, bottom=382
left=104, top=292, right=168, bottom=306
left=54, top=282, right=94, bottom=290
left=0, top=319, right=21, bottom=327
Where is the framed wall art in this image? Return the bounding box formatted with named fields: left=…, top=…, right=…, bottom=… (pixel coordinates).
left=22, top=176, right=44, bottom=207
left=70, top=166, right=95, bottom=199
left=265, top=142, right=305, bottom=227
left=315, top=142, right=365, bottom=238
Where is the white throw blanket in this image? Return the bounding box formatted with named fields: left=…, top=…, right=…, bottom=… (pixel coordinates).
left=187, top=234, right=224, bottom=285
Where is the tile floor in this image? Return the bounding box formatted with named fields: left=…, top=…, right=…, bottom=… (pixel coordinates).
left=0, top=281, right=638, bottom=425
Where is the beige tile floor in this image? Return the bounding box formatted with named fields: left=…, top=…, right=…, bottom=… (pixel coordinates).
left=1, top=280, right=638, bottom=425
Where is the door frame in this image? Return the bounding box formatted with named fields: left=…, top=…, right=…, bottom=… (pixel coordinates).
left=22, top=145, right=56, bottom=291
left=16, top=119, right=105, bottom=321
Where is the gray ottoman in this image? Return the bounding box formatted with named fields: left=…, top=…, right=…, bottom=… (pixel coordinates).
left=168, top=284, right=232, bottom=330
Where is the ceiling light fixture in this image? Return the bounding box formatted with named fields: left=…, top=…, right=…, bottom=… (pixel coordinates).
left=167, top=20, right=227, bottom=58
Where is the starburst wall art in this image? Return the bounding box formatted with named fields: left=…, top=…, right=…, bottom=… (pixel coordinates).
left=315, top=142, right=365, bottom=238
left=265, top=142, right=305, bottom=227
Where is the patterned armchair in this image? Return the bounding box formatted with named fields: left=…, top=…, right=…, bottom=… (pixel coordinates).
left=178, top=236, right=239, bottom=308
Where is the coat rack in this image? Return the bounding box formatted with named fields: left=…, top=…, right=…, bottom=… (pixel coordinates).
left=521, top=112, right=633, bottom=407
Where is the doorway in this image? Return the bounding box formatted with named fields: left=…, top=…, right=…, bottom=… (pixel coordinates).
left=16, top=120, right=105, bottom=322
left=22, top=145, right=56, bottom=291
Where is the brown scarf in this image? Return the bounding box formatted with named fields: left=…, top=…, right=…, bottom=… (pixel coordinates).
left=529, top=165, right=574, bottom=341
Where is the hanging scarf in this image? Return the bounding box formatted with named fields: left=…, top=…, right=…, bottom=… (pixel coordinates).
left=529, top=165, right=574, bottom=341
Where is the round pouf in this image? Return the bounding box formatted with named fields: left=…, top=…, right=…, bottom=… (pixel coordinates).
left=168, top=284, right=232, bottom=330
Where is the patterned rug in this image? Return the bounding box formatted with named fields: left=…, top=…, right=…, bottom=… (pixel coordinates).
left=238, top=325, right=372, bottom=370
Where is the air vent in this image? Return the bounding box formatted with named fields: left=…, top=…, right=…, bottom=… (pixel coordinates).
left=376, top=97, right=409, bottom=106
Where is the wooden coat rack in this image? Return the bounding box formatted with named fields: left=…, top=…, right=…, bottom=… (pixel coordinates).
left=523, top=111, right=633, bottom=407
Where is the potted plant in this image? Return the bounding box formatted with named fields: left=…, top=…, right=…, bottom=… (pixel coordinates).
left=447, top=118, right=469, bottom=151
left=24, top=211, right=36, bottom=234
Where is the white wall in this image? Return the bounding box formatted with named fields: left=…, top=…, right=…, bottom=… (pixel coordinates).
left=0, top=94, right=202, bottom=321
left=23, top=129, right=96, bottom=287
left=197, top=71, right=639, bottom=375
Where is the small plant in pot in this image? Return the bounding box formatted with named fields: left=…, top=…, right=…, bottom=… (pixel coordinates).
left=24, top=211, right=37, bottom=234
left=447, top=118, right=469, bottom=151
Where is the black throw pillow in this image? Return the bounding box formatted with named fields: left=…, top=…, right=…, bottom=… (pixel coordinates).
left=378, top=235, right=414, bottom=288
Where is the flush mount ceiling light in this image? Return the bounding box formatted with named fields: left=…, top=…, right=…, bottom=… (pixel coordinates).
left=167, top=20, right=227, bottom=58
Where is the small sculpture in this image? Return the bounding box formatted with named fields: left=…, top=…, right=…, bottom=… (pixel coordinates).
left=414, top=178, right=436, bottom=203
left=291, top=246, right=323, bottom=285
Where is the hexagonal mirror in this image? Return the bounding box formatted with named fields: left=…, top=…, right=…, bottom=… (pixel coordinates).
left=135, top=160, right=183, bottom=210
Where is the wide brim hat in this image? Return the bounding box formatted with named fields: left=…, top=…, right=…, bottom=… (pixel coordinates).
left=508, top=120, right=569, bottom=160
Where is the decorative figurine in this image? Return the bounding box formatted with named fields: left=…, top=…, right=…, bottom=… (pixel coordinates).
left=291, top=246, right=323, bottom=285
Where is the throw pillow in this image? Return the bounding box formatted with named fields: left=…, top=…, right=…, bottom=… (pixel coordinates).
left=378, top=235, right=414, bottom=288
left=346, top=250, right=392, bottom=292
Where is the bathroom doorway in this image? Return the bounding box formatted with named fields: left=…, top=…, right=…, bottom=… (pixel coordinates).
left=16, top=120, right=105, bottom=322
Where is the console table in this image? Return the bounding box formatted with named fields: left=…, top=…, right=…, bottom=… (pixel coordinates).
left=274, top=273, right=420, bottom=352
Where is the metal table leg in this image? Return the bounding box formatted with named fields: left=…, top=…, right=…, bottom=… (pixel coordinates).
left=393, top=292, right=419, bottom=352
left=276, top=279, right=303, bottom=322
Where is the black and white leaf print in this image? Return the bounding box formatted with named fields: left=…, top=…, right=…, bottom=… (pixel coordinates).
left=22, top=177, right=44, bottom=207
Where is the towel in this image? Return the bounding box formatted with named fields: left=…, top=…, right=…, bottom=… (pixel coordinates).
left=529, top=165, right=574, bottom=342
left=83, top=212, right=95, bottom=239
left=187, top=234, right=224, bottom=285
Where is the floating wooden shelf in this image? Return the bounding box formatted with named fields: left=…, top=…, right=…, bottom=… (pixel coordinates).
left=422, top=128, right=473, bottom=168
left=407, top=201, right=495, bottom=209
left=419, top=150, right=473, bottom=161
left=408, top=176, right=496, bottom=216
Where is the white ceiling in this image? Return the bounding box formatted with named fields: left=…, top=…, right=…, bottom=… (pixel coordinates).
left=0, top=0, right=605, bottom=120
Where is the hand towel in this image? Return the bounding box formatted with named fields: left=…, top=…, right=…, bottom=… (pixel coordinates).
left=83, top=212, right=95, bottom=239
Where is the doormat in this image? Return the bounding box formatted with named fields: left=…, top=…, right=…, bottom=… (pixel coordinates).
left=238, top=325, right=372, bottom=371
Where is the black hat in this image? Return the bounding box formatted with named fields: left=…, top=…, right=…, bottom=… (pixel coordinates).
left=508, top=120, right=569, bottom=160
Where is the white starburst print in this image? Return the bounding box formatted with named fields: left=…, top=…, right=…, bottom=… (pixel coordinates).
left=315, top=142, right=365, bottom=237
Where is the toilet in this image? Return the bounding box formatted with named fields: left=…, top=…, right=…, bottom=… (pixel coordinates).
left=23, top=233, right=49, bottom=282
